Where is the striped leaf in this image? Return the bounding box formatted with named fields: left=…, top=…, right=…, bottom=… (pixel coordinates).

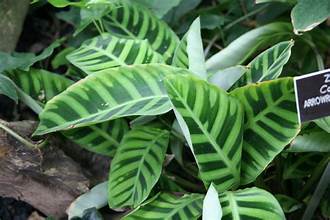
left=102, top=0, right=179, bottom=62
left=219, top=187, right=285, bottom=220
left=206, top=22, right=293, bottom=72
left=123, top=193, right=204, bottom=219
left=63, top=119, right=128, bottom=156
left=231, top=78, right=300, bottom=184
left=6, top=69, right=73, bottom=103
left=67, top=33, right=164, bottom=75
left=165, top=75, right=244, bottom=192
left=108, top=127, right=170, bottom=208
left=232, top=40, right=294, bottom=89
left=172, top=35, right=188, bottom=69
left=35, top=64, right=188, bottom=135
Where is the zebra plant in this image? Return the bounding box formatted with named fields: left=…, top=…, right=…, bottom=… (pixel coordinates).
left=1, top=0, right=303, bottom=219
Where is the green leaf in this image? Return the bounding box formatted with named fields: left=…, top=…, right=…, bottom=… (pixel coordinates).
left=315, top=116, right=330, bottom=133
left=287, top=131, right=330, bottom=152
left=219, top=187, right=285, bottom=220
left=0, top=74, right=18, bottom=103
left=275, top=194, right=303, bottom=213
left=63, top=119, right=128, bottom=156
left=172, top=17, right=207, bottom=80
left=67, top=33, right=164, bottom=75
left=172, top=35, right=188, bottom=69
left=206, top=22, right=293, bottom=72
left=6, top=69, right=73, bottom=103
left=130, top=0, right=182, bottom=18
left=200, top=14, right=225, bottom=30
left=52, top=47, right=75, bottom=69
left=231, top=78, right=300, bottom=184
left=202, top=184, right=222, bottom=220
left=291, top=0, right=330, bottom=34
left=232, top=40, right=294, bottom=89
left=123, top=193, right=204, bottom=219
left=186, top=17, right=207, bottom=79
left=0, top=40, right=61, bottom=73
left=35, top=64, right=188, bottom=135
left=165, top=75, right=243, bottom=192
left=164, top=0, right=201, bottom=25
left=67, top=182, right=108, bottom=219
left=102, top=0, right=179, bottom=63
left=47, top=0, right=86, bottom=8
left=208, top=66, right=247, bottom=91
left=108, top=127, right=170, bottom=208
left=283, top=153, right=323, bottom=179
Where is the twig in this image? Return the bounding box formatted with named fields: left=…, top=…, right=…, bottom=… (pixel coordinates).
left=0, top=120, right=45, bottom=149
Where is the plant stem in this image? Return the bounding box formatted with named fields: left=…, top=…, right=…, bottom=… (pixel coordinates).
left=299, top=156, right=329, bottom=200
left=0, top=121, right=43, bottom=149
left=302, top=162, right=330, bottom=220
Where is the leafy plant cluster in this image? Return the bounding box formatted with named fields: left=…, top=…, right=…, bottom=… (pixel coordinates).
left=0, top=0, right=329, bottom=219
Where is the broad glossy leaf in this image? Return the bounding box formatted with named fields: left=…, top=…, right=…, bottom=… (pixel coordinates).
left=131, top=0, right=182, bottom=18
left=6, top=69, right=73, bottom=103
left=47, top=0, right=86, bottom=7
left=287, top=130, right=330, bottom=152
left=231, top=78, right=300, bottom=184
left=102, top=0, right=179, bottom=62
left=232, top=40, right=294, bottom=89
left=108, top=127, right=170, bottom=208
left=172, top=17, right=207, bottom=80
left=219, top=187, right=285, bottom=220
left=64, top=119, right=128, bottom=156
left=203, top=184, right=222, bottom=220
left=172, top=35, right=188, bottom=69
left=123, top=193, right=204, bottom=219
left=0, top=74, right=18, bottom=103
left=165, top=75, right=243, bottom=192
left=315, top=116, right=330, bottom=133
left=35, top=64, right=188, bottom=135
left=67, top=33, right=164, bottom=75
left=206, top=22, right=293, bottom=72
left=186, top=17, right=207, bottom=79
left=291, top=0, right=330, bottom=34
left=208, top=66, right=246, bottom=91
left=164, top=0, right=201, bottom=25
left=0, top=40, right=61, bottom=73
left=67, top=182, right=108, bottom=219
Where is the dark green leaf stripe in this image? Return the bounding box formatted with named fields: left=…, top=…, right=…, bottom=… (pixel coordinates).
left=172, top=35, right=188, bottom=69
left=67, top=33, right=164, bottom=75
left=35, top=64, right=188, bottom=135
left=102, top=0, right=179, bottom=62
left=123, top=193, right=204, bottom=219
left=231, top=78, right=300, bottom=184
left=63, top=119, right=129, bottom=156
left=108, top=127, right=170, bottom=208
left=6, top=69, right=73, bottom=103
left=165, top=75, right=243, bottom=192
left=232, top=40, right=294, bottom=89
left=219, top=187, right=285, bottom=220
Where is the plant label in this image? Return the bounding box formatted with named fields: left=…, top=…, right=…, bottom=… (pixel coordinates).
left=294, top=69, right=330, bottom=123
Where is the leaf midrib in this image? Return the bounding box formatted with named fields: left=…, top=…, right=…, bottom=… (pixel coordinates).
left=167, top=82, right=238, bottom=180
left=38, top=95, right=169, bottom=135
left=130, top=130, right=168, bottom=206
